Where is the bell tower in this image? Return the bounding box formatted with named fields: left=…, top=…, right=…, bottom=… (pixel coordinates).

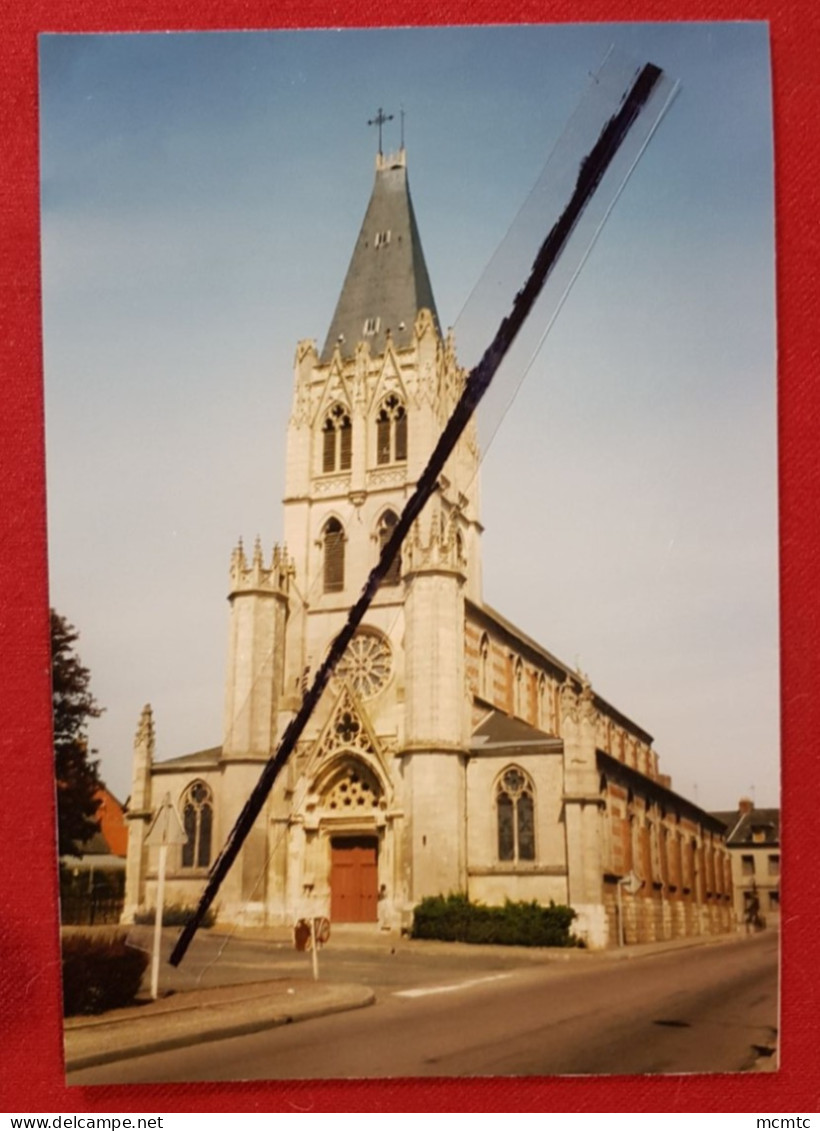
left=280, top=144, right=483, bottom=725
left=245, top=136, right=486, bottom=929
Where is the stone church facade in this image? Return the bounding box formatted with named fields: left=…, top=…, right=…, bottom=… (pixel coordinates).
left=123, top=146, right=733, bottom=948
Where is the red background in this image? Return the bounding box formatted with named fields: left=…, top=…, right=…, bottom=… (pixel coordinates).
left=1, top=0, right=817, bottom=1114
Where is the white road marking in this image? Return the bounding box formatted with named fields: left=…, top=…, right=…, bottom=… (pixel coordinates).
left=394, top=973, right=513, bottom=998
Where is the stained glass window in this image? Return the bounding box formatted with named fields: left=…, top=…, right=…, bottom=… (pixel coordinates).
left=496, top=767, right=535, bottom=864
left=335, top=629, right=392, bottom=698
left=181, top=780, right=213, bottom=869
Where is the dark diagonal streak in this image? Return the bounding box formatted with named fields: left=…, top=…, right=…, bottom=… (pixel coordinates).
left=170, top=61, right=663, bottom=967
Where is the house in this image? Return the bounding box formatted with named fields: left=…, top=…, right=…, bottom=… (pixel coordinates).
left=60, top=786, right=128, bottom=923
left=712, top=798, right=780, bottom=927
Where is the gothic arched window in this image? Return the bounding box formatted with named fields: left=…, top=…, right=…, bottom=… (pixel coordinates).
left=376, top=394, right=407, bottom=465
left=181, top=781, right=213, bottom=869
left=496, top=767, right=535, bottom=863
left=322, top=404, right=352, bottom=473
left=323, top=517, right=345, bottom=592
left=377, top=510, right=401, bottom=586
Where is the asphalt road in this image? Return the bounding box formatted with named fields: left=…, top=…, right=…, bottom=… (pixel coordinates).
left=70, top=930, right=777, bottom=1083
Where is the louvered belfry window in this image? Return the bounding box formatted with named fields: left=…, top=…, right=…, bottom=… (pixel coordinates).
left=377, top=510, right=401, bottom=586
left=323, top=517, right=345, bottom=592
left=322, top=405, right=352, bottom=473
left=395, top=408, right=408, bottom=461
left=376, top=394, right=407, bottom=465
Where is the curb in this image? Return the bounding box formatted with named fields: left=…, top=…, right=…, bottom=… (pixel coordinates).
left=65, top=986, right=375, bottom=1073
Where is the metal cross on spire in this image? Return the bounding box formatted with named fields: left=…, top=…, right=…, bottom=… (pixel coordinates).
left=368, top=107, right=394, bottom=155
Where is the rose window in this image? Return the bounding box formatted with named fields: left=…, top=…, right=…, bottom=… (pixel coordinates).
left=335, top=629, right=392, bottom=699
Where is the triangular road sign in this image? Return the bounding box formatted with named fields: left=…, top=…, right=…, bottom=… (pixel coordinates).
left=145, top=793, right=188, bottom=847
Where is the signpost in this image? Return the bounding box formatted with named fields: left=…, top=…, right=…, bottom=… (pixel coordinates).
left=144, top=793, right=188, bottom=999
left=293, top=917, right=331, bottom=981
left=617, top=870, right=644, bottom=948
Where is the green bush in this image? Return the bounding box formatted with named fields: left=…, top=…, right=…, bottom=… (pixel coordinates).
left=133, top=903, right=216, bottom=928
left=62, top=931, right=149, bottom=1016
left=412, top=893, right=578, bottom=948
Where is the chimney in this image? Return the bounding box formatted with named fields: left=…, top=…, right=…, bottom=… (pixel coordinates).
left=738, top=797, right=754, bottom=815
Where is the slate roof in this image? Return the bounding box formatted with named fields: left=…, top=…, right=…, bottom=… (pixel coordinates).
left=471, top=709, right=560, bottom=756
left=153, top=746, right=222, bottom=770
left=321, top=151, right=440, bottom=362
left=710, top=806, right=780, bottom=846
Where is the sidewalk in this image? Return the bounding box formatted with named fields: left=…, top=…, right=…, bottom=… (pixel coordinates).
left=64, top=978, right=375, bottom=1073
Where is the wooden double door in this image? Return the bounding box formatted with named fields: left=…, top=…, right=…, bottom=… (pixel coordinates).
left=330, top=835, right=378, bottom=922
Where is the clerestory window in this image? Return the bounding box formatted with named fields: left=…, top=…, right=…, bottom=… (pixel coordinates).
left=496, top=767, right=535, bottom=863
left=322, top=405, right=352, bottom=473
left=181, top=781, right=213, bottom=869
left=376, top=394, right=407, bottom=465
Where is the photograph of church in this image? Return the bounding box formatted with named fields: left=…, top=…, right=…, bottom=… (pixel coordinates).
left=40, top=26, right=776, bottom=963
left=122, top=140, right=734, bottom=949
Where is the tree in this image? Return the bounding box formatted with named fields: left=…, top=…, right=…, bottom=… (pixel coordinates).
left=51, top=610, right=103, bottom=856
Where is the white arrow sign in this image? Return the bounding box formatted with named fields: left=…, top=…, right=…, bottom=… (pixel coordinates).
left=620, top=870, right=644, bottom=896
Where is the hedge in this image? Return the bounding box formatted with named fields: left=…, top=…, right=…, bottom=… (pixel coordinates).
left=411, top=893, right=578, bottom=947
left=62, top=931, right=149, bottom=1016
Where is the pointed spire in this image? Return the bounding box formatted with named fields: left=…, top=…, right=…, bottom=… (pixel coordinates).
left=135, top=703, right=155, bottom=750
left=131, top=704, right=155, bottom=813
left=320, top=150, right=440, bottom=362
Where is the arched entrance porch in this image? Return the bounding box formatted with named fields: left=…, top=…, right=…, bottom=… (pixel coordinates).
left=312, top=753, right=389, bottom=924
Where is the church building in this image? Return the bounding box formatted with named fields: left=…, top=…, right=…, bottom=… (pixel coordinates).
left=123, top=142, right=733, bottom=948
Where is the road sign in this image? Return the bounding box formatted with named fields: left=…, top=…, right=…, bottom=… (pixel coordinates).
left=145, top=793, right=188, bottom=847
left=315, top=917, right=331, bottom=945
left=146, top=794, right=188, bottom=999
left=620, top=870, right=644, bottom=896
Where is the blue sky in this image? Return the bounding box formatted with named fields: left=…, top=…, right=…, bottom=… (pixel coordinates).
left=40, top=24, right=777, bottom=809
